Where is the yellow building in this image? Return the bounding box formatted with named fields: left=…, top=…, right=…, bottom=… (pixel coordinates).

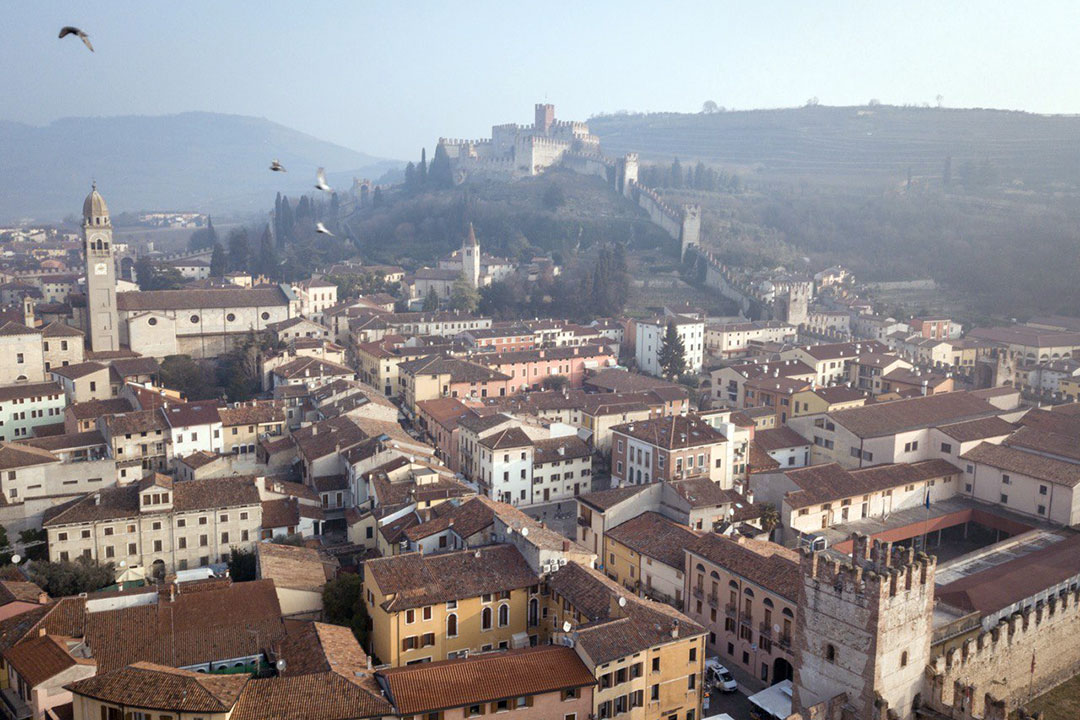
left=604, top=511, right=698, bottom=609
left=546, top=562, right=706, bottom=720
left=790, top=385, right=868, bottom=418
left=364, top=544, right=540, bottom=667
left=1061, top=377, right=1080, bottom=402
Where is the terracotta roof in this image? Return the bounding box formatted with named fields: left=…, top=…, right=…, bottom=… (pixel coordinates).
left=475, top=344, right=611, bottom=367
left=668, top=478, right=747, bottom=509
left=104, top=409, right=169, bottom=435
left=272, top=356, right=354, bottom=380
left=0, top=382, right=63, bottom=403
left=937, top=417, right=1017, bottom=443
left=4, top=634, right=88, bottom=686
left=162, top=403, right=221, bottom=428
left=961, top=442, right=1080, bottom=487
left=66, top=662, right=248, bottom=713
left=66, top=398, right=134, bottom=420
left=41, top=321, right=83, bottom=338
left=416, top=397, right=472, bottom=430
left=0, top=442, right=58, bottom=470
left=43, top=476, right=260, bottom=527
left=809, top=386, right=868, bottom=404
left=784, top=460, right=962, bottom=509
left=606, top=512, right=698, bottom=568
left=366, top=545, right=538, bottom=611
left=801, top=340, right=889, bottom=360
left=532, top=435, right=591, bottom=464
left=256, top=542, right=335, bottom=592
left=828, top=392, right=998, bottom=438
left=478, top=427, right=533, bottom=451
left=233, top=670, right=391, bottom=720
left=612, top=415, right=726, bottom=450
left=18, top=430, right=104, bottom=453
left=379, top=646, right=596, bottom=715
left=403, top=496, right=495, bottom=542
left=584, top=369, right=686, bottom=394
left=0, top=321, right=40, bottom=337
left=398, top=355, right=510, bottom=384
left=754, top=426, right=810, bottom=451
left=0, top=580, right=46, bottom=606
left=219, top=403, right=286, bottom=427
left=116, top=286, right=290, bottom=311
left=688, top=534, right=801, bottom=601
left=578, top=484, right=651, bottom=512
left=936, top=533, right=1080, bottom=615
left=49, top=361, right=108, bottom=380
left=547, top=562, right=704, bottom=663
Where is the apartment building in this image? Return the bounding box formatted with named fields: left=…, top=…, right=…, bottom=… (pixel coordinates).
left=604, top=511, right=698, bottom=609
left=363, top=544, right=540, bottom=666
left=42, top=474, right=262, bottom=574
left=610, top=415, right=728, bottom=487
left=398, top=355, right=512, bottom=417
left=782, top=340, right=889, bottom=387
left=635, top=316, right=705, bottom=377
left=0, top=382, right=66, bottom=442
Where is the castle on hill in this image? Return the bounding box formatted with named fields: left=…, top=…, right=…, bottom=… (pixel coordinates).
left=439, top=103, right=601, bottom=180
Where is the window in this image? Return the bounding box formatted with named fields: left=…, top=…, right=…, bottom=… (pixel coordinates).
left=447, top=613, right=458, bottom=637
left=178, top=537, right=187, bottom=549
left=688, top=674, right=696, bottom=690
left=900, top=650, right=908, bottom=668
left=1000, top=494, right=1008, bottom=504
left=1038, top=505, right=1047, bottom=516
left=221, top=532, right=229, bottom=544
left=482, top=607, right=493, bottom=630
left=652, top=657, right=660, bottom=673
left=1040, top=485, right=1048, bottom=496
left=826, top=644, right=836, bottom=663
left=498, top=603, right=509, bottom=627
left=1002, top=474, right=1011, bottom=485
left=406, top=609, right=416, bottom=624
left=940, top=442, right=952, bottom=454
left=423, top=606, right=432, bottom=621
left=127, top=543, right=137, bottom=555
left=190, top=315, right=200, bottom=324
left=689, top=647, right=697, bottom=662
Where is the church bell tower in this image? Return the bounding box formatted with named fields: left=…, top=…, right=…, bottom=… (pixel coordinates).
left=83, top=183, right=120, bottom=352
left=463, top=223, right=481, bottom=289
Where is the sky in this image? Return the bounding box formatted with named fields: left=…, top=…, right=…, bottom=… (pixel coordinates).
left=3, top=1, right=1080, bottom=160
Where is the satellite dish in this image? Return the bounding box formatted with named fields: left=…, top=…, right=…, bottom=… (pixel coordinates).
left=520, top=527, right=529, bottom=537
left=773, top=624, right=780, bottom=633
left=9, top=554, right=20, bottom=565
left=276, top=658, right=287, bottom=671
left=617, top=596, right=627, bottom=607
left=119, top=560, right=127, bottom=568
left=562, top=621, right=571, bottom=632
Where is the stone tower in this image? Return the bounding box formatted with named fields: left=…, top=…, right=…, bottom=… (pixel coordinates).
left=463, top=223, right=481, bottom=289
left=534, top=103, right=555, bottom=134
left=679, top=204, right=701, bottom=259
left=82, top=184, right=120, bottom=352
left=793, top=533, right=935, bottom=720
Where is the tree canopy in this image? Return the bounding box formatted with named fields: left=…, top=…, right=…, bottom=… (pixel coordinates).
left=658, top=321, right=687, bottom=379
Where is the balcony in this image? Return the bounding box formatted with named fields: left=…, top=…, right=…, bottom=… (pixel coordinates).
left=577, top=516, right=591, bottom=529
left=739, top=612, right=753, bottom=627
left=758, top=622, right=773, bottom=638
left=778, top=633, right=793, bottom=653
left=692, top=586, right=704, bottom=600
left=707, top=594, right=719, bottom=608
left=724, top=603, right=737, bottom=618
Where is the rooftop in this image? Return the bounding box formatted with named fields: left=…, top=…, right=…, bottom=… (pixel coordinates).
left=827, top=391, right=999, bottom=438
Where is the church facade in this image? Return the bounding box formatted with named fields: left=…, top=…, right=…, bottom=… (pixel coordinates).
left=76, top=186, right=296, bottom=359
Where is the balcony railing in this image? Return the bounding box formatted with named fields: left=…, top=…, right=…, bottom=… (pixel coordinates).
left=577, top=516, right=591, bottom=528
left=692, top=586, right=704, bottom=600
left=739, top=612, right=753, bottom=627
left=779, top=633, right=793, bottom=653
left=707, top=594, right=719, bottom=608
left=758, top=622, right=772, bottom=638
left=724, top=603, right=737, bottom=618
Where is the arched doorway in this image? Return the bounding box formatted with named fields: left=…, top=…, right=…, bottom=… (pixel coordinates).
left=528, top=598, right=539, bottom=627
left=773, top=657, right=793, bottom=683
left=151, top=559, right=166, bottom=583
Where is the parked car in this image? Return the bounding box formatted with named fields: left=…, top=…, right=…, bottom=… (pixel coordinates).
left=705, top=657, right=738, bottom=693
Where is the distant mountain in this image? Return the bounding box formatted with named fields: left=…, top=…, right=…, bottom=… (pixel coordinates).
left=0, top=112, right=401, bottom=222
left=589, top=105, right=1080, bottom=188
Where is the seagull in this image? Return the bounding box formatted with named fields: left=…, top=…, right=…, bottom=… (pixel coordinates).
left=59, top=26, right=94, bottom=52
left=270, top=159, right=286, bottom=172
left=315, top=222, right=334, bottom=236
left=315, top=167, right=332, bottom=192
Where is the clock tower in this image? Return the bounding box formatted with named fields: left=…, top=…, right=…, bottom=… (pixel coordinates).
left=82, top=183, right=120, bottom=352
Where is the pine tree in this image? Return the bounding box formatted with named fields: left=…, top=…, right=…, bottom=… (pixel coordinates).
left=210, top=242, right=226, bottom=277
left=422, top=286, right=439, bottom=312
left=658, top=321, right=687, bottom=379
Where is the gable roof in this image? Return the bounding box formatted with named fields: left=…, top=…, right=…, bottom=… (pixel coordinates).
left=828, top=392, right=998, bottom=438
left=4, top=633, right=87, bottom=686
left=67, top=661, right=247, bottom=712
left=688, top=534, right=801, bottom=601
left=606, top=512, right=698, bottom=568
left=117, top=286, right=290, bottom=311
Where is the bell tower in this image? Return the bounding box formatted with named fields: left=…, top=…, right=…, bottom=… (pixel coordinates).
left=82, top=183, right=120, bottom=352
left=463, top=223, right=481, bottom=289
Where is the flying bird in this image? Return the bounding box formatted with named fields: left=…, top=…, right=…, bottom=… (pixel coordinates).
left=270, top=159, right=286, bottom=172
left=315, top=222, right=334, bottom=236
left=315, top=167, right=332, bottom=192
left=59, top=26, right=94, bottom=52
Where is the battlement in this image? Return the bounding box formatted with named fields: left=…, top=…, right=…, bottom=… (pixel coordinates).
left=632, top=182, right=684, bottom=221
left=563, top=150, right=615, bottom=167
left=803, top=533, right=935, bottom=599
left=521, top=135, right=574, bottom=148
left=439, top=137, right=493, bottom=148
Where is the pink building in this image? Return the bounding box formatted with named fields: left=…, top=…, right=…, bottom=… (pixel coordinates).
left=476, top=344, right=614, bottom=392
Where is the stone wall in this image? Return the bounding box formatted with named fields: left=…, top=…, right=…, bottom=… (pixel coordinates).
left=926, top=587, right=1080, bottom=718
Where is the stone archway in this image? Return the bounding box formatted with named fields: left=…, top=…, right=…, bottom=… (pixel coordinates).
left=772, top=657, right=793, bottom=683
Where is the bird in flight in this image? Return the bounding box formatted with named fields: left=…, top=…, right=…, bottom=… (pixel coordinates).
left=315, top=222, right=334, bottom=236
left=59, top=26, right=94, bottom=52
left=270, top=159, right=286, bottom=172
left=315, top=167, right=332, bottom=192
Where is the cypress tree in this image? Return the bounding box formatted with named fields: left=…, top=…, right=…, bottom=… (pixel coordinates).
left=418, top=148, right=428, bottom=186
left=210, top=242, right=226, bottom=277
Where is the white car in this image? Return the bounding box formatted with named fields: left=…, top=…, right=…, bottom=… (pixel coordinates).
left=705, top=657, right=738, bottom=693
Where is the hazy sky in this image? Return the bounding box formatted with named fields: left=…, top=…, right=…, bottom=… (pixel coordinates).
left=4, top=1, right=1079, bottom=159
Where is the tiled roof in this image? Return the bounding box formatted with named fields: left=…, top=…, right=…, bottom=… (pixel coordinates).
left=961, top=442, right=1080, bottom=487
left=104, top=409, right=169, bottom=435
left=232, top=670, right=391, bottom=720
left=475, top=344, right=612, bottom=366
left=403, top=496, right=494, bottom=542
left=416, top=397, right=472, bottom=430
left=398, top=355, right=510, bottom=384
left=43, top=476, right=260, bottom=527
left=66, top=662, right=248, bottom=713
left=809, top=386, right=868, bottom=404
left=0, top=442, right=58, bottom=470
left=611, top=415, right=725, bottom=450
left=49, top=361, right=107, bottom=380
left=688, top=534, right=801, bottom=601
left=4, top=634, right=87, bottom=686
left=801, top=340, right=889, bottom=360
left=548, top=563, right=704, bottom=663
left=532, top=435, right=591, bottom=464
left=0, top=382, right=63, bottom=403
left=162, top=403, right=222, bottom=428
left=828, top=392, right=998, bottom=438
left=366, top=545, right=538, bottom=611
left=0, top=580, right=46, bottom=606
left=0, top=321, right=40, bottom=337
left=19, top=430, right=105, bottom=452
left=66, top=398, right=134, bottom=420
left=272, top=356, right=354, bottom=380
left=478, top=427, right=533, bottom=450
left=754, top=426, right=810, bottom=452
left=219, top=402, right=286, bottom=427
left=80, top=580, right=285, bottom=672
left=784, top=460, right=962, bottom=509
left=937, top=417, right=1017, bottom=443
left=668, top=478, right=746, bottom=509
left=379, top=646, right=595, bottom=715
left=456, top=411, right=512, bottom=434
left=578, top=484, right=650, bottom=512
left=116, top=286, right=290, bottom=311
left=41, top=321, right=83, bottom=338
left=584, top=369, right=686, bottom=394
left=256, top=542, right=335, bottom=592
left=606, top=512, right=698, bottom=568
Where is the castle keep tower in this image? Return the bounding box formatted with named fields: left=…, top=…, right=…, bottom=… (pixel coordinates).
left=793, top=534, right=935, bottom=720
left=534, top=103, right=555, bottom=134
left=82, top=184, right=120, bottom=352
left=463, top=223, right=481, bottom=289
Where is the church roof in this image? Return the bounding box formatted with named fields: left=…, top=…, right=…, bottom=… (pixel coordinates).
left=82, top=185, right=109, bottom=223
left=465, top=223, right=478, bottom=247
left=116, top=286, right=290, bottom=312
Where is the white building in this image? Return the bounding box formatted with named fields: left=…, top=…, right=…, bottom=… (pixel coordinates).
left=0, top=382, right=67, bottom=442
left=635, top=316, right=704, bottom=378
left=162, top=403, right=223, bottom=462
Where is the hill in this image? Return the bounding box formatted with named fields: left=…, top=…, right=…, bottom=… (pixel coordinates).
left=589, top=105, right=1080, bottom=188
left=0, top=112, right=400, bottom=222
